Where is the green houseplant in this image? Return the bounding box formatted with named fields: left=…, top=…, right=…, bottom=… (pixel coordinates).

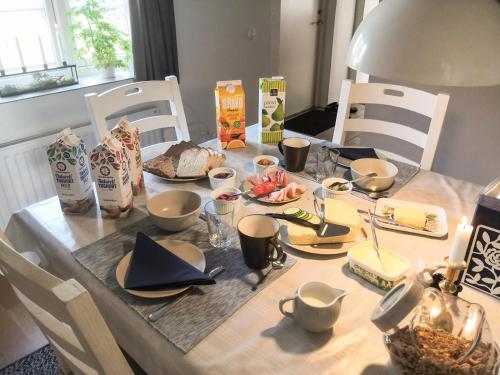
left=69, top=0, right=131, bottom=78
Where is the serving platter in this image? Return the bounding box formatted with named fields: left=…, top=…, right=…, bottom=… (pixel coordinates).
left=144, top=170, right=208, bottom=182
left=374, top=198, right=448, bottom=238
left=116, top=239, right=206, bottom=298
left=242, top=178, right=305, bottom=204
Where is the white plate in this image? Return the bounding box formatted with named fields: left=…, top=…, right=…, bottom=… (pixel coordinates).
left=242, top=177, right=304, bottom=205
left=374, top=198, right=448, bottom=238
left=115, top=239, right=206, bottom=298
left=278, top=226, right=350, bottom=255
left=144, top=170, right=208, bottom=182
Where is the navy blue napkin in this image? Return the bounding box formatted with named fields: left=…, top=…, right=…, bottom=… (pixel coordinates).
left=124, top=232, right=215, bottom=290
left=334, top=147, right=379, bottom=160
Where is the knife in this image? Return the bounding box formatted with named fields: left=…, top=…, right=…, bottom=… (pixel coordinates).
left=266, top=213, right=351, bottom=238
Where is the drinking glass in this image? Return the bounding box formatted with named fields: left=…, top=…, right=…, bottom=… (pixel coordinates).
left=204, top=200, right=234, bottom=248
left=316, top=147, right=340, bottom=181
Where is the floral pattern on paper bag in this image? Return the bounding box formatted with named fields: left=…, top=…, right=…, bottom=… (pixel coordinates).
left=463, top=225, right=500, bottom=300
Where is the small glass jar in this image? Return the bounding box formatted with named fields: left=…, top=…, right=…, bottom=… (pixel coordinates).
left=371, top=279, right=499, bottom=375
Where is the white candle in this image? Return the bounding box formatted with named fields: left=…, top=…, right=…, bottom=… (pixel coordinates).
left=449, top=216, right=473, bottom=266
left=15, top=37, right=25, bottom=69
left=54, top=24, right=64, bottom=64
left=38, top=35, right=47, bottom=67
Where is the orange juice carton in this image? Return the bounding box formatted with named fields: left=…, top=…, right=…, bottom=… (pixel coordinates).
left=90, top=136, right=133, bottom=219
left=47, top=128, right=94, bottom=214
left=215, top=80, right=246, bottom=149
left=259, top=77, right=286, bottom=144
left=111, top=116, right=144, bottom=195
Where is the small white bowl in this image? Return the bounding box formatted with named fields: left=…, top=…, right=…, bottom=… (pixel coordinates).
left=350, top=158, right=398, bottom=192
left=208, top=167, right=237, bottom=190
left=210, top=186, right=242, bottom=212
left=322, top=177, right=353, bottom=199
left=147, top=190, right=201, bottom=232
left=253, top=155, right=279, bottom=175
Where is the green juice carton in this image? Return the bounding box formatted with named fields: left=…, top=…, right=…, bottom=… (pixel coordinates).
left=47, top=128, right=95, bottom=214
left=259, top=77, right=286, bottom=144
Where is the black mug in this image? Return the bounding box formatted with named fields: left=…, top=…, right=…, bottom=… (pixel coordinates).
left=237, top=215, right=284, bottom=269
left=278, top=137, right=311, bottom=172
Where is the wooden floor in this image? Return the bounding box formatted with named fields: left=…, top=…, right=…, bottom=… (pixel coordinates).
left=0, top=275, right=47, bottom=368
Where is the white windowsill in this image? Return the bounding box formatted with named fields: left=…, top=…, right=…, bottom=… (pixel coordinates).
left=0, top=70, right=134, bottom=105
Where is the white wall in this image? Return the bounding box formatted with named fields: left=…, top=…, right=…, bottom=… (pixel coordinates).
left=0, top=79, right=133, bottom=146
left=173, top=0, right=280, bottom=142
left=328, top=0, right=356, bottom=103
left=279, top=0, right=319, bottom=115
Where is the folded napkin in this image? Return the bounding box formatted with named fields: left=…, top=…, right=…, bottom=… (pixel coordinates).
left=124, top=232, right=215, bottom=290
left=334, top=147, right=379, bottom=160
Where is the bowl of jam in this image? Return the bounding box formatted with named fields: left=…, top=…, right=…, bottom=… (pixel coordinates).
left=208, top=167, right=237, bottom=190
left=210, top=187, right=242, bottom=212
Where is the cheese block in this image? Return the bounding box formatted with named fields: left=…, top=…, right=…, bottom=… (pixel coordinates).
left=393, top=206, right=426, bottom=229
left=286, top=222, right=354, bottom=245
left=324, top=199, right=361, bottom=242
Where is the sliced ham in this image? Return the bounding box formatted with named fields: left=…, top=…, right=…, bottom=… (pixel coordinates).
left=266, top=182, right=307, bottom=202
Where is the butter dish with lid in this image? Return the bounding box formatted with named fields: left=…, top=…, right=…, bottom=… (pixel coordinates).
left=347, top=241, right=411, bottom=290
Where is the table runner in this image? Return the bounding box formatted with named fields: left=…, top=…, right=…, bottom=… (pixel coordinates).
left=72, top=217, right=296, bottom=353
left=291, top=141, right=420, bottom=201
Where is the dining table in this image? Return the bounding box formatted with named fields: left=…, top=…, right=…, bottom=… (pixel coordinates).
left=5, top=124, right=499, bottom=375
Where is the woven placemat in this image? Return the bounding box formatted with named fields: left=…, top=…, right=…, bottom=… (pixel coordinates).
left=289, top=141, right=420, bottom=201
left=72, top=217, right=295, bottom=353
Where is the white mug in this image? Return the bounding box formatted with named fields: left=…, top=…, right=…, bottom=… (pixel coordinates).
left=279, top=281, right=347, bottom=332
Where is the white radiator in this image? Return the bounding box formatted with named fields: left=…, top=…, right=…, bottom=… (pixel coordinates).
left=0, top=125, right=98, bottom=229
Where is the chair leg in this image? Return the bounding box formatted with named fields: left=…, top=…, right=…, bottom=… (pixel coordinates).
left=51, top=345, right=73, bottom=375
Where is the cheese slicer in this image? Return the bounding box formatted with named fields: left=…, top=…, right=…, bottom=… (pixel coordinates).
left=265, top=213, right=350, bottom=238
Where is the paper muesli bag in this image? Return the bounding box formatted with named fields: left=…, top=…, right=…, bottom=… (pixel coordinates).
left=111, top=116, right=144, bottom=195
left=47, top=128, right=94, bottom=214
left=90, top=136, right=133, bottom=219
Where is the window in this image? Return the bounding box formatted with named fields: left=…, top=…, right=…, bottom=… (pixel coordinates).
left=0, top=0, right=132, bottom=77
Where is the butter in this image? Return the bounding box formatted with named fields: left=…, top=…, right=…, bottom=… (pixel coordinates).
left=351, top=242, right=408, bottom=277
left=394, top=207, right=426, bottom=229
left=285, top=222, right=353, bottom=245
left=348, top=241, right=411, bottom=290
left=324, top=199, right=361, bottom=242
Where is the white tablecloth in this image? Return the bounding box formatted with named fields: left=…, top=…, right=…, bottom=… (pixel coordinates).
left=6, top=125, right=498, bottom=375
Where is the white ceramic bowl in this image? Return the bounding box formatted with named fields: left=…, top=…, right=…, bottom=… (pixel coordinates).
left=210, top=187, right=242, bottom=213
left=322, top=177, right=353, bottom=199
left=147, top=190, right=201, bottom=232
left=253, top=155, right=279, bottom=175
left=208, top=167, right=237, bottom=190
left=350, top=158, right=398, bottom=191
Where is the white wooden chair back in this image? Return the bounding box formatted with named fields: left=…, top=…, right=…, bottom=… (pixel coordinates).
left=332, top=80, right=450, bottom=170
left=0, top=238, right=133, bottom=375
left=85, top=75, right=190, bottom=148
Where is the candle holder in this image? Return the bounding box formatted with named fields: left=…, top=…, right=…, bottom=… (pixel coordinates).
left=439, top=259, right=467, bottom=294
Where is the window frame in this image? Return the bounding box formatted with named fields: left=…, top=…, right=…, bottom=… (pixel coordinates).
left=1, top=0, right=132, bottom=78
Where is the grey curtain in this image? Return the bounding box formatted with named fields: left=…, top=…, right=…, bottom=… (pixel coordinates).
left=128, top=0, right=179, bottom=81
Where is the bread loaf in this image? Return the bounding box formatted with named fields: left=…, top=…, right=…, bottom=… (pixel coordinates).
left=143, top=141, right=225, bottom=179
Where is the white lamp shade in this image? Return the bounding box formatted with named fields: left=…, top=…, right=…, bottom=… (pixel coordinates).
left=347, top=0, right=500, bottom=87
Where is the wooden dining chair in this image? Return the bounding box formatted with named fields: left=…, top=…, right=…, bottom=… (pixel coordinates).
left=332, top=79, right=450, bottom=170
left=0, top=238, right=133, bottom=375
left=85, top=75, right=190, bottom=148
